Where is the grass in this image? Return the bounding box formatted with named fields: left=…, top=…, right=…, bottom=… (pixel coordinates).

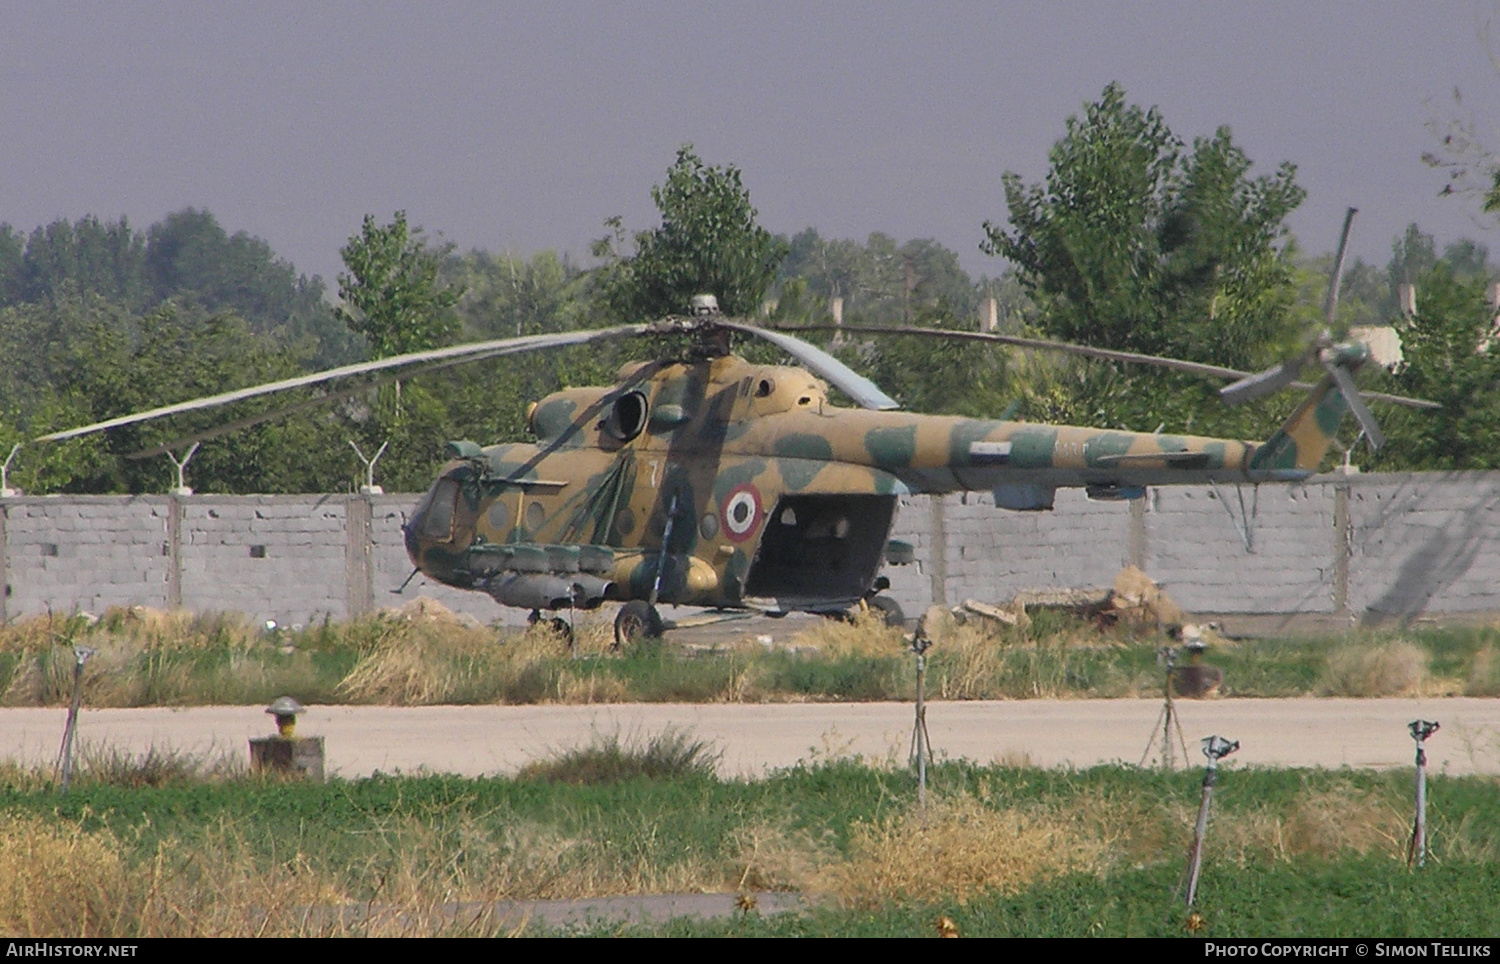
left=517, top=728, right=723, bottom=784
left=6, top=601, right=1500, bottom=707
left=1, top=743, right=1497, bottom=937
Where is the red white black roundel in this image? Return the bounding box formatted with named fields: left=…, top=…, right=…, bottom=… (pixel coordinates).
left=721, top=484, right=763, bottom=541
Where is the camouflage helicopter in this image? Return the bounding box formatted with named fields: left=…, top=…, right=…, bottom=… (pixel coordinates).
left=38, top=293, right=1434, bottom=648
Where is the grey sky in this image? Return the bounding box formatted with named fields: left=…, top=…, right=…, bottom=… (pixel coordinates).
left=4, top=2, right=1499, bottom=287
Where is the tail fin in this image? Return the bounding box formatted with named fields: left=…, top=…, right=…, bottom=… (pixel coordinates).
left=1248, top=375, right=1349, bottom=474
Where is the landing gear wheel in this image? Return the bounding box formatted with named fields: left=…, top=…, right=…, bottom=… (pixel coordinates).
left=866, top=594, right=906, bottom=629
left=549, top=617, right=575, bottom=649
left=613, top=600, right=663, bottom=651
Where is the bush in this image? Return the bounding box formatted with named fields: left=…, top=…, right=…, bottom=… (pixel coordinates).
left=517, top=728, right=722, bottom=784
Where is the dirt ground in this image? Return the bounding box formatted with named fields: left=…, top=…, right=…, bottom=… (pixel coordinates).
left=3, top=696, right=1497, bottom=778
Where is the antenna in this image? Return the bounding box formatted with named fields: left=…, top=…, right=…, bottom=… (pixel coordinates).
left=1, top=443, right=21, bottom=496
left=165, top=442, right=199, bottom=495
left=350, top=440, right=388, bottom=494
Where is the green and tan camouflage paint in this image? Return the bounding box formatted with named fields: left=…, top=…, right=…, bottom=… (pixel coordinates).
left=407, top=354, right=1354, bottom=611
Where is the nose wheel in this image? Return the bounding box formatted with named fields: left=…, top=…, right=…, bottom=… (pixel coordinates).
left=865, top=594, right=906, bottom=628
left=613, top=600, right=663, bottom=650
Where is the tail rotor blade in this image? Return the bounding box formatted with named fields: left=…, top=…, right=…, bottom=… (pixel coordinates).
left=1326, top=360, right=1385, bottom=451
left=1220, top=355, right=1309, bottom=406
left=1324, top=207, right=1358, bottom=333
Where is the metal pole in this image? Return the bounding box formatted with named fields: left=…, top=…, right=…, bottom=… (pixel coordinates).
left=57, top=646, right=95, bottom=792
left=915, top=652, right=927, bottom=808
left=1142, top=647, right=1190, bottom=769
left=1184, top=735, right=1239, bottom=907
left=909, top=630, right=933, bottom=811
left=1408, top=720, right=1439, bottom=868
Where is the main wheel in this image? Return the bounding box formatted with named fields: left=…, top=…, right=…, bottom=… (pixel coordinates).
left=548, top=617, right=575, bottom=649
left=866, top=594, right=906, bottom=629
left=613, top=600, right=663, bottom=651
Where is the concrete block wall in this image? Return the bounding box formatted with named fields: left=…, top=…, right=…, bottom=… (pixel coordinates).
left=7, top=472, right=1500, bottom=627
left=178, top=496, right=350, bottom=628
left=1143, top=483, right=1337, bottom=615
left=3, top=497, right=173, bottom=617
left=1347, top=473, right=1500, bottom=616
left=946, top=488, right=1133, bottom=606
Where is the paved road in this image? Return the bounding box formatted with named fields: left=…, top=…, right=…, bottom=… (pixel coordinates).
left=4, top=697, right=1498, bottom=778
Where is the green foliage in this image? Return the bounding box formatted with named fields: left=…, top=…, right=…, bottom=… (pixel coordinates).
left=984, top=82, right=1305, bottom=371
left=145, top=209, right=359, bottom=367
left=779, top=229, right=981, bottom=325
left=450, top=248, right=596, bottom=338
left=597, top=146, right=787, bottom=320
left=0, top=210, right=354, bottom=368
left=4, top=215, right=149, bottom=309
left=6, top=761, right=1498, bottom=937
left=337, top=211, right=463, bottom=357
left=0, top=292, right=359, bottom=494
left=12, top=607, right=1500, bottom=707
left=516, top=728, right=722, bottom=784
left=1376, top=264, right=1500, bottom=469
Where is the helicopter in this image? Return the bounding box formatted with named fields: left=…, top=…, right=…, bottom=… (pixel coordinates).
left=36, top=290, right=1437, bottom=649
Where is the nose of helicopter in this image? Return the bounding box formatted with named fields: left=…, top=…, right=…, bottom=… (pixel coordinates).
left=403, top=488, right=434, bottom=565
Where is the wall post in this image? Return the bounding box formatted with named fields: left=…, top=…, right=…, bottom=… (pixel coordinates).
left=1128, top=493, right=1147, bottom=570
left=345, top=495, right=374, bottom=618
left=0, top=501, right=9, bottom=623
left=928, top=495, right=948, bottom=607
left=166, top=495, right=183, bottom=609
left=1332, top=482, right=1352, bottom=617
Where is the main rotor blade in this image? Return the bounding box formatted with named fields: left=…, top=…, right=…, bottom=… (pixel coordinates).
left=777, top=324, right=1252, bottom=381
left=775, top=323, right=1440, bottom=411
left=724, top=322, right=900, bottom=410
left=120, top=347, right=523, bottom=459
left=1326, top=360, right=1386, bottom=451
left=35, top=325, right=649, bottom=443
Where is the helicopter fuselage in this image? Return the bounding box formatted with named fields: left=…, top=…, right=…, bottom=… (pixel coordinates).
left=402, top=351, right=1343, bottom=617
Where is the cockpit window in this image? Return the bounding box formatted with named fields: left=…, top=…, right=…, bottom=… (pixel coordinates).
left=421, top=479, right=460, bottom=541
left=604, top=390, right=648, bottom=441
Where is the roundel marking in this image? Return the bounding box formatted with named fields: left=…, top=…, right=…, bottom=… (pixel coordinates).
left=721, top=484, right=763, bottom=542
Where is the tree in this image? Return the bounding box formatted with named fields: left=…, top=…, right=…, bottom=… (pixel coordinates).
left=1377, top=263, right=1500, bottom=469
left=451, top=249, right=593, bottom=338
left=778, top=229, right=979, bottom=325
left=596, top=146, right=787, bottom=320
left=337, top=212, right=462, bottom=357
left=148, top=208, right=357, bottom=366
left=983, top=83, right=1305, bottom=371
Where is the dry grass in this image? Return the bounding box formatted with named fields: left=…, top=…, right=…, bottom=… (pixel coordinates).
left=338, top=601, right=618, bottom=706
left=815, top=794, right=1105, bottom=906
left=731, top=821, right=828, bottom=892
left=516, top=728, right=722, bottom=784
left=1318, top=640, right=1428, bottom=697
left=0, top=608, right=274, bottom=707
left=1189, top=781, right=1408, bottom=866
left=337, top=608, right=501, bottom=704
left=0, top=808, right=587, bottom=936
left=1465, top=645, right=1500, bottom=697
left=786, top=607, right=909, bottom=657
left=0, top=814, right=131, bottom=936
left=932, top=621, right=1005, bottom=700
